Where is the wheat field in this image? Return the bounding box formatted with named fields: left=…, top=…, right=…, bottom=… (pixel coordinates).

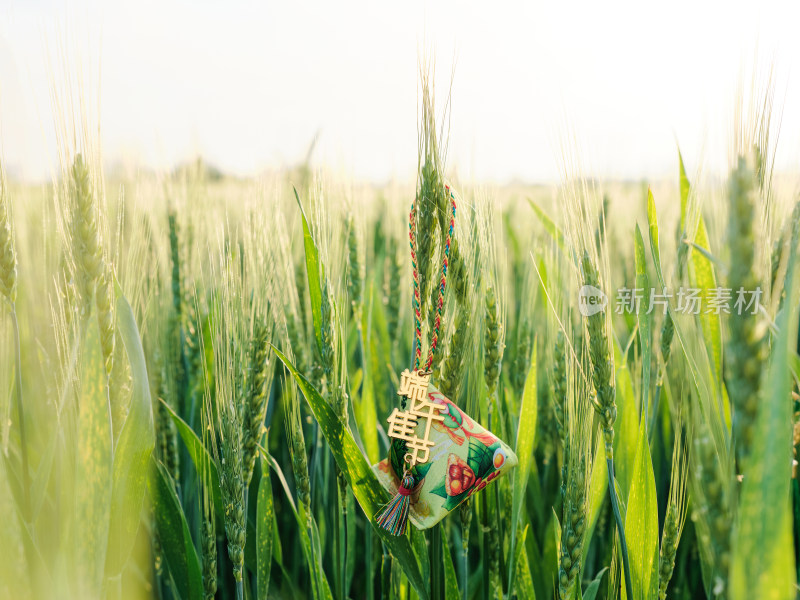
left=0, top=56, right=799, bottom=600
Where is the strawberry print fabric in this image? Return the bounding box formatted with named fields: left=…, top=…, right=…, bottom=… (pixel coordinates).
left=372, top=383, right=518, bottom=530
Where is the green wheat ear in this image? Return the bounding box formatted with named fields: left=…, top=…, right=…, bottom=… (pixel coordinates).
left=559, top=453, right=588, bottom=599
left=483, top=285, right=503, bottom=395
left=691, top=416, right=731, bottom=597
left=558, top=356, right=591, bottom=600
left=552, top=329, right=567, bottom=445
left=552, top=329, right=568, bottom=502
left=155, top=358, right=180, bottom=483
left=346, top=215, right=363, bottom=318
left=0, top=172, right=17, bottom=305
left=658, top=421, right=689, bottom=600
left=69, top=154, right=102, bottom=316
left=578, top=248, right=634, bottom=599
left=241, top=319, right=272, bottom=487
left=659, top=310, right=675, bottom=369
left=221, top=407, right=246, bottom=582
left=285, top=378, right=311, bottom=513
left=96, top=265, right=115, bottom=375
left=201, top=425, right=218, bottom=600
left=201, top=502, right=217, bottom=600
left=724, top=156, right=767, bottom=468
left=416, top=70, right=447, bottom=312
left=580, top=251, right=616, bottom=457
left=319, top=276, right=335, bottom=379
left=384, top=235, right=403, bottom=342
left=511, top=320, right=532, bottom=396
left=168, top=211, right=182, bottom=313
left=439, top=240, right=471, bottom=401
left=213, top=337, right=246, bottom=586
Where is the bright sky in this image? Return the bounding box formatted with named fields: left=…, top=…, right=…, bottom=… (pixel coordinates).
left=1, top=0, right=799, bottom=183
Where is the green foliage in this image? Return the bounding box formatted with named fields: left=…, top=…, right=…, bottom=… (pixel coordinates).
left=149, top=461, right=204, bottom=600
left=624, top=419, right=659, bottom=600
left=274, top=346, right=430, bottom=600
left=2, top=74, right=799, bottom=600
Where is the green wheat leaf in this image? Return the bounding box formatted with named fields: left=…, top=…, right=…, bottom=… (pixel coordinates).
left=105, top=289, right=155, bottom=577
left=528, top=198, right=567, bottom=256
left=295, top=188, right=324, bottom=359
left=148, top=460, right=203, bottom=600
left=161, top=400, right=223, bottom=521
left=690, top=217, right=722, bottom=386
left=508, top=344, right=537, bottom=596
left=623, top=418, right=658, bottom=600
left=634, top=224, right=652, bottom=425
left=583, top=567, right=609, bottom=600
left=442, top=528, right=459, bottom=600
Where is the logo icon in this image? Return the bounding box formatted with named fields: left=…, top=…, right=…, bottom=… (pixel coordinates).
left=578, top=285, right=608, bottom=317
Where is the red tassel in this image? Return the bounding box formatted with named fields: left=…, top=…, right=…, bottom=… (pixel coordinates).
left=375, top=473, right=415, bottom=535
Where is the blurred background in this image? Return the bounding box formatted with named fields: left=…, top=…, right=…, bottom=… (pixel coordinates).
left=0, top=0, right=799, bottom=185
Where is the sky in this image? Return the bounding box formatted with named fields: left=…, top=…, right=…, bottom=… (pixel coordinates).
left=0, top=0, right=799, bottom=184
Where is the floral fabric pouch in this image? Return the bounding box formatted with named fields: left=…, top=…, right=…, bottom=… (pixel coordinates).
left=372, top=383, right=518, bottom=530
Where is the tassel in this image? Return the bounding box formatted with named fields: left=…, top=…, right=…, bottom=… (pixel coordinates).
left=375, top=472, right=415, bottom=535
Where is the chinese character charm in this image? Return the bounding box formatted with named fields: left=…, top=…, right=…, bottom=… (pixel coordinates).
left=375, top=369, right=445, bottom=535
left=388, top=370, right=445, bottom=467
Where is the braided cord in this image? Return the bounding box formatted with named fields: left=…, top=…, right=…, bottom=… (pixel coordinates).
left=408, top=185, right=457, bottom=372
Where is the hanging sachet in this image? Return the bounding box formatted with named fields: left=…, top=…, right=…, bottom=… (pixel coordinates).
left=372, top=185, right=518, bottom=535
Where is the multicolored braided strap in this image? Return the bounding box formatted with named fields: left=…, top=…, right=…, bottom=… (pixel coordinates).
left=408, top=185, right=456, bottom=372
